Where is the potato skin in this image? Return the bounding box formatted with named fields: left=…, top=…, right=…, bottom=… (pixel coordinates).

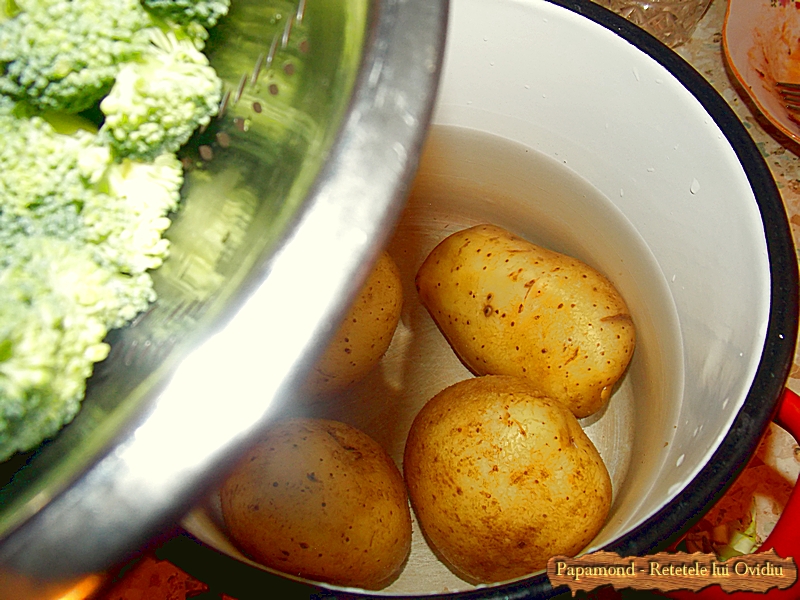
left=415, top=224, right=635, bottom=417
left=220, top=418, right=412, bottom=590
left=403, top=375, right=612, bottom=583
left=307, top=252, right=403, bottom=395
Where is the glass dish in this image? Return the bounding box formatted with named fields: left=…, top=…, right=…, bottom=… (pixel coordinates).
left=593, top=0, right=712, bottom=47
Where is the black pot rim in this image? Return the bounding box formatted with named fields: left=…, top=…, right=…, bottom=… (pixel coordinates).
left=162, top=1, right=800, bottom=598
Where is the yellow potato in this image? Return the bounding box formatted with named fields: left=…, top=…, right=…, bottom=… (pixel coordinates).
left=415, top=224, right=635, bottom=417
left=403, top=375, right=612, bottom=583
left=307, top=251, right=403, bottom=395
left=220, top=418, right=412, bottom=590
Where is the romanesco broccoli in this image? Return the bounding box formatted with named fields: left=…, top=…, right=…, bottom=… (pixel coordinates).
left=100, top=30, right=223, bottom=161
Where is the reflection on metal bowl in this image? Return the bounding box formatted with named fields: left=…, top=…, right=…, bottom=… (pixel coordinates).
left=0, top=0, right=447, bottom=595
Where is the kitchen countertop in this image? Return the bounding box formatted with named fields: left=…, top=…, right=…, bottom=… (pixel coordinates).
left=81, top=1, right=800, bottom=598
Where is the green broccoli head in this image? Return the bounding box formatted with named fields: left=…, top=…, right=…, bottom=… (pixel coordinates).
left=0, top=0, right=232, bottom=462
left=142, top=0, right=231, bottom=28
left=0, top=0, right=18, bottom=22
left=88, top=152, right=184, bottom=278
left=0, top=0, right=153, bottom=113
left=0, top=113, right=103, bottom=242
left=0, top=111, right=189, bottom=459
left=0, top=113, right=183, bottom=326
left=0, top=236, right=115, bottom=461
left=0, top=111, right=180, bottom=282
left=99, top=29, right=223, bottom=161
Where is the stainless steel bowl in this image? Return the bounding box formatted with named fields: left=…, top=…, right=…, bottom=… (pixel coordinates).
left=0, top=0, right=447, bottom=594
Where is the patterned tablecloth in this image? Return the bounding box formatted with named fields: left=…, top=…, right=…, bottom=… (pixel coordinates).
left=76, top=1, right=800, bottom=598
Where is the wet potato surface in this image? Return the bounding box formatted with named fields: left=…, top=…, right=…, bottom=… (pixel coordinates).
left=416, top=224, right=636, bottom=418
left=220, top=418, right=412, bottom=590
left=306, top=252, right=403, bottom=396
left=215, top=221, right=634, bottom=590
left=403, top=374, right=613, bottom=583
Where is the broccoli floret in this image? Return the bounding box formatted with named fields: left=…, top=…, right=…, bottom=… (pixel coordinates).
left=0, top=0, right=227, bottom=462
left=0, top=236, right=116, bottom=461
left=0, top=0, right=153, bottom=113
left=0, top=113, right=187, bottom=457
left=78, top=153, right=184, bottom=328
left=0, top=113, right=102, bottom=242
left=0, top=113, right=183, bottom=276
left=0, top=112, right=183, bottom=320
left=0, top=0, right=18, bottom=21
left=99, top=29, right=223, bottom=161
left=88, top=153, right=184, bottom=277
left=142, top=0, right=231, bottom=28
left=0, top=113, right=180, bottom=323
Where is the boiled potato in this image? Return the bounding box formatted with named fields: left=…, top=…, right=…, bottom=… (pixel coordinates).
left=306, top=251, right=403, bottom=395
left=220, top=418, right=412, bottom=590
left=403, top=375, right=612, bottom=583
left=416, top=224, right=635, bottom=417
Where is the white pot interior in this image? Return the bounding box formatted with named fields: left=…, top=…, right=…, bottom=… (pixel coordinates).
left=184, top=0, right=776, bottom=595
left=423, top=0, right=771, bottom=544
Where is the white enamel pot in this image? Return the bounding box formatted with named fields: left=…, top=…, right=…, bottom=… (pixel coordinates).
left=177, top=0, right=800, bottom=598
